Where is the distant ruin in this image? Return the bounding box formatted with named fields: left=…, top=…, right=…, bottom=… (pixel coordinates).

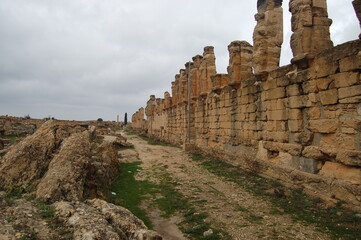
left=132, top=0, right=361, bottom=211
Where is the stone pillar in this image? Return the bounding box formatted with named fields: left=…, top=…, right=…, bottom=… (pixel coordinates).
left=145, top=95, right=156, bottom=118
left=192, top=55, right=203, bottom=100
left=171, top=81, right=177, bottom=106
left=228, top=40, right=254, bottom=85
left=199, top=46, right=216, bottom=96
left=179, top=69, right=187, bottom=103
left=253, top=0, right=283, bottom=75
left=289, top=0, right=333, bottom=65
left=353, top=0, right=361, bottom=38
left=164, top=91, right=172, bottom=109
left=185, top=61, right=194, bottom=103
left=174, top=74, right=181, bottom=105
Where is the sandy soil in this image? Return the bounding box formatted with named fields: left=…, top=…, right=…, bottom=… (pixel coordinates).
left=124, top=133, right=330, bottom=240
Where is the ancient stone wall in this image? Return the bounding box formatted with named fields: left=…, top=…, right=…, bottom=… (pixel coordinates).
left=132, top=1, right=361, bottom=211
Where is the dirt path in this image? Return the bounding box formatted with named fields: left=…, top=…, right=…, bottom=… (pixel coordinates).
left=124, top=133, right=330, bottom=240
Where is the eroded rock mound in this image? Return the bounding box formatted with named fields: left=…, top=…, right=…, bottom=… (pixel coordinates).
left=0, top=121, right=87, bottom=190
left=36, top=130, right=91, bottom=202
left=0, top=121, right=57, bottom=189
left=0, top=120, right=159, bottom=240
left=54, top=199, right=162, bottom=240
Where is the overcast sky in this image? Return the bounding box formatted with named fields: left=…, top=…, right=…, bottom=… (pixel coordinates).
left=0, top=0, right=359, bottom=121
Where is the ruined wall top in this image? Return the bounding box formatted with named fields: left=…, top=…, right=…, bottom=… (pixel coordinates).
left=257, top=0, right=283, bottom=12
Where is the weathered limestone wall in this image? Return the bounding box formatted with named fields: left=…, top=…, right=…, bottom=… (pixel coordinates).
left=132, top=1, right=361, bottom=211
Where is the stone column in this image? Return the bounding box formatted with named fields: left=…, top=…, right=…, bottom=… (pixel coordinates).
left=145, top=95, right=156, bottom=118
left=164, top=91, right=172, bottom=109
left=289, top=0, right=333, bottom=65
left=179, top=69, right=187, bottom=103
left=171, top=81, right=177, bottom=107
left=199, top=46, right=216, bottom=96
left=175, top=75, right=180, bottom=105
left=191, top=55, right=203, bottom=100
left=253, top=0, right=283, bottom=75
left=353, top=0, right=361, bottom=38
left=228, top=40, right=253, bottom=85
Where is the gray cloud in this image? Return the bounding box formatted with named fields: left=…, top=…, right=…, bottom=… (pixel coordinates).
left=0, top=0, right=359, bottom=121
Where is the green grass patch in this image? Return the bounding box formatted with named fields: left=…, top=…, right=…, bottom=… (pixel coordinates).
left=108, top=162, right=156, bottom=229
left=114, top=144, right=135, bottom=151
left=107, top=162, right=230, bottom=239
left=191, top=153, right=361, bottom=240
left=33, top=200, right=55, bottom=219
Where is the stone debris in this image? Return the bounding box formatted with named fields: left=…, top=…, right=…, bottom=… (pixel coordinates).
left=203, top=229, right=214, bottom=237
left=54, top=199, right=162, bottom=240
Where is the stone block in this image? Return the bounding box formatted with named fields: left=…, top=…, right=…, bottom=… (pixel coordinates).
left=307, top=107, right=321, bottom=120
left=338, top=85, right=361, bottom=99
left=306, top=93, right=319, bottom=107
left=319, top=89, right=338, bottom=105
left=246, top=104, right=257, bottom=113
left=294, top=132, right=314, bottom=145
left=315, top=55, right=339, bottom=78
left=313, top=0, right=327, bottom=9
left=267, top=110, right=288, bottom=121
left=302, top=146, right=327, bottom=160
left=319, top=161, right=361, bottom=184
left=288, top=95, right=307, bottom=108
left=286, top=84, right=301, bottom=96
left=256, top=141, right=269, bottom=161
left=336, top=150, right=361, bottom=167
left=278, top=152, right=293, bottom=167
left=320, top=133, right=337, bottom=147
left=273, top=132, right=289, bottom=143
left=263, top=141, right=303, bottom=156
left=316, top=77, right=334, bottom=91
left=309, top=119, right=338, bottom=133
left=302, top=80, right=318, bottom=94
left=288, top=120, right=304, bottom=132
left=265, top=87, right=286, bottom=100
left=276, top=77, right=290, bottom=87
left=339, top=53, right=361, bottom=72
left=289, top=109, right=303, bottom=120
left=339, top=96, right=361, bottom=104
left=268, top=99, right=285, bottom=111
left=263, top=79, right=278, bottom=90
left=278, top=154, right=323, bottom=174
left=334, top=72, right=359, bottom=88
left=299, top=157, right=324, bottom=174
left=336, top=133, right=356, bottom=151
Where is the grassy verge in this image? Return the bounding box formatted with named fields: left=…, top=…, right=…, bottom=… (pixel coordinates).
left=108, top=162, right=231, bottom=239
left=108, top=162, right=156, bottom=228
left=191, top=153, right=361, bottom=240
